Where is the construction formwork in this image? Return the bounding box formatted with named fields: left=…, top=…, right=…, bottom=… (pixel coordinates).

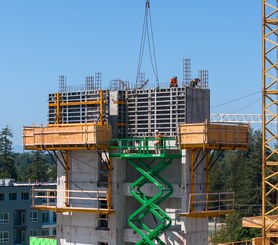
left=48, top=89, right=109, bottom=125
left=47, top=86, right=210, bottom=139
left=25, top=78, right=213, bottom=244
left=125, top=87, right=210, bottom=137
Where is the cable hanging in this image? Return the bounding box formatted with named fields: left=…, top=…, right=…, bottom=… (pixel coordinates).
left=136, top=0, right=159, bottom=86
left=211, top=90, right=261, bottom=109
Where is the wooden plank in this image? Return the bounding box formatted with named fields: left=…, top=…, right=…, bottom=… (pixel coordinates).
left=23, top=124, right=112, bottom=149
left=178, top=122, right=249, bottom=150
left=179, top=209, right=233, bottom=218
left=32, top=205, right=115, bottom=214
left=242, top=215, right=278, bottom=230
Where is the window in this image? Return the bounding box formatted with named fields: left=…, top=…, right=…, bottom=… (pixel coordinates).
left=21, top=212, right=26, bottom=225
left=97, top=160, right=108, bottom=187
left=21, top=230, right=25, bottom=244
left=96, top=201, right=108, bottom=230
left=0, top=231, right=9, bottom=243
left=0, top=193, right=4, bottom=201
left=9, top=193, right=16, bottom=200
left=53, top=212, right=56, bottom=223
left=21, top=193, right=29, bottom=200
left=42, top=212, right=49, bottom=224
left=0, top=213, right=9, bottom=224
left=49, top=191, right=56, bottom=203
left=41, top=229, right=49, bottom=236
left=30, top=211, right=38, bottom=222
left=52, top=228, right=56, bottom=236
left=30, top=229, right=38, bottom=237
left=14, top=210, right=26, bottom=225
left=38, top=192, right=46, bottom=204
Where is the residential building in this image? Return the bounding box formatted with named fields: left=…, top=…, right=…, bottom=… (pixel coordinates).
left=0, top=179, right=56, bottom=245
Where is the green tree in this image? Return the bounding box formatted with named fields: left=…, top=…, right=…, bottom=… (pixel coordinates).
left=14, top=152, right=33, bottom=181
left=15, top=151, right=57, bottom=182
left=26, top=151, right=49, bottom=182
left=0, top=126, right=17, bottom=179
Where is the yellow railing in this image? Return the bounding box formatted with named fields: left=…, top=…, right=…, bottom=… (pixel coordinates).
left=185, top=192, right=234, bottom=217
left=32, top=187, right=108, bottom=210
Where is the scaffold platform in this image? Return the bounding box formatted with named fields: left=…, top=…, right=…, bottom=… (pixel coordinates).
left=31, top=188, right=114, bottom=215
left=23, top=124, right=112, bottom=151
left=178, top=122, right=249, bottom=150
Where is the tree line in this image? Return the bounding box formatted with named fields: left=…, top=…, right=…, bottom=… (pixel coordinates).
left=0, top=126, right=56, bottom=182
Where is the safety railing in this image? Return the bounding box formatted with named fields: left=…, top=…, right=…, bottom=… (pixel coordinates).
left=184, top=192, right=234, bottom=217
left=31, top=187, right=109, bottom=212
left=218, top=240, right=252, bottom=245
left=109, top=137, right=181, bottom=158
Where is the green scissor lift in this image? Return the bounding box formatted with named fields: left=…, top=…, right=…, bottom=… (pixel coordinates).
left=30, top=237, right=57, bottom=245
left=110, top=137, right=181, bottom=245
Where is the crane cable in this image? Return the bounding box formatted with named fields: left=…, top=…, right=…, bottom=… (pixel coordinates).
left=136, top=0, right=159, bottom=85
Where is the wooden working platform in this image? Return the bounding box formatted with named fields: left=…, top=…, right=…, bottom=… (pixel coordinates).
left=178, top=121, right=249, bottom=150
left=23, top=124, right=112, bottom=150
left=32, top=205, right=114, bottom=215
left=31, top=188, right=114, bottom=214
left=242, top=216, right=278, bottom=230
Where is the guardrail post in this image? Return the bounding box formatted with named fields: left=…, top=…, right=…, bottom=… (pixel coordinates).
left=32, top=186, right=34, bottom=206
left=46, top=190, right=48, bottom=206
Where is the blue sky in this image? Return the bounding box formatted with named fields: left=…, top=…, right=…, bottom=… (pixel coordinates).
left=0, top=1, right=262, bottom=150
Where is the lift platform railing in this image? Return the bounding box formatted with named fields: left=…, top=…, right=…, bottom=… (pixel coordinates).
left=31, top=187, right=108, bottom=211
left=109, top=137, right=181, bottom=158
left=185, top=192, right=235, bottom=217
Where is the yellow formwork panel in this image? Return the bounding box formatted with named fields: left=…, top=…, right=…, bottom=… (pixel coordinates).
left=23, top=124, right=112, bottom=150
left=178, top=122, right=249, bottom=150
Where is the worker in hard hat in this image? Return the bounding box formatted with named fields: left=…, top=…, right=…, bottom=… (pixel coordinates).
left=170, top=76, right=178, bottom=88
left=154, top=130, right=165, bottom=154
left=190, top=78, right=200, bottom=88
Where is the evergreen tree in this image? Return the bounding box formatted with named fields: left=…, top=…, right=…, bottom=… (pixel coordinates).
left=26, top=151, right=49, bottom=182
left=15, top=152, right=33, bottom=181
left=0, top=126, right=17, bottom=179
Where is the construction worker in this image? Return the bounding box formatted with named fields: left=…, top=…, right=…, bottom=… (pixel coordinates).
left=189, top=78, right=200, bottom=88
left=154, top=130, right=165, bottom=154
left=170, top=76, right=178, bottom=87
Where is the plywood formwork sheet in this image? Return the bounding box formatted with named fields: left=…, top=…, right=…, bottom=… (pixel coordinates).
left=23, top=124, right=112, bottom=150
left=178, top=122, right=249, bottom=150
